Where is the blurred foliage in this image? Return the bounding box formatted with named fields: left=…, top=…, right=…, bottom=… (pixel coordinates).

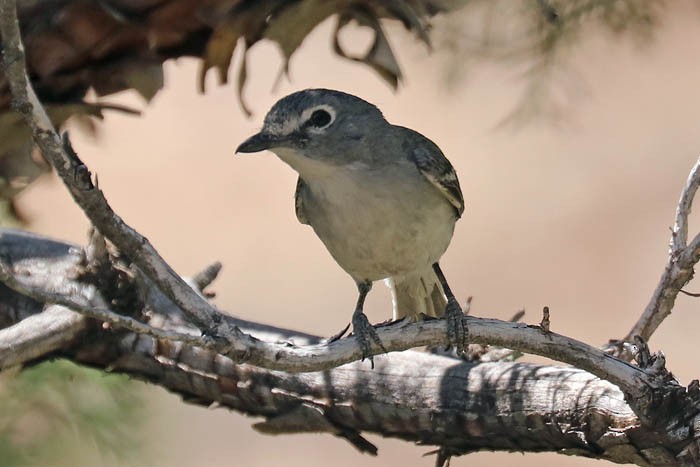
left=435, top=0, right=663, bottom=124
left=0, top=361, right=146, bottom=467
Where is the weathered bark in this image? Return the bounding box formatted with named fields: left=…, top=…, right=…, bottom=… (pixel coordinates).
left=1, top=230, right=699, bottom=466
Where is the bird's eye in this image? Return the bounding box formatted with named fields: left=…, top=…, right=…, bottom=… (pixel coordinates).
left=308, top=109, right=332, bottom=128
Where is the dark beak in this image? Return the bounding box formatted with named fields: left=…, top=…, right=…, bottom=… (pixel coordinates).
left=236, top=132, right=282, bottom=154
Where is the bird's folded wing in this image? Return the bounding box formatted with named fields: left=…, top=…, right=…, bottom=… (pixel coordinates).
left=410, top=145, right=465, bottom=218
left=294, top=176, right=310, bottom=225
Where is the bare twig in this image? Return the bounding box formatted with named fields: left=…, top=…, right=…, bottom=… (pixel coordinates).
left=540, top=306, right=551, bottom=333
left=510, top=308, right=526, bottom=322
left=671, top=157, right=700, bottom=252
left=191, top=261, right=223, bottom=292
left=622, top=156, right=700, bottom=346
left=462, top=296, right=473, bottom=314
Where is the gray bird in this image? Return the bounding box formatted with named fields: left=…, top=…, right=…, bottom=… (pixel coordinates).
left=236, top=89, right=466, bottom=361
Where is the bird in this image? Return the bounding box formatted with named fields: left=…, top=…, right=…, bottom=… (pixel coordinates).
left=236, top=88, right=466, bottom=362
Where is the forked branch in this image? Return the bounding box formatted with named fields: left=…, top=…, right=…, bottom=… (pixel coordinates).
left=621, top=156, right=700, bottom=344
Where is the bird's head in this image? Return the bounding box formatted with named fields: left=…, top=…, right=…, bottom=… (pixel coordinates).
left=236, top=89, right=388, bottom=175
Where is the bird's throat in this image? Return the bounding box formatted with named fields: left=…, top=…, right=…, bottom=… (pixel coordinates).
left=272, top=147, right=337, bottom=180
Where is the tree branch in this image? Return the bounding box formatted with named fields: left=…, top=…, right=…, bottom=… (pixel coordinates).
left=621, top=156, right=700, bottom=344
left=0, top=231, right=699, bottom=466
left=0, top=228, right=661, bottom=412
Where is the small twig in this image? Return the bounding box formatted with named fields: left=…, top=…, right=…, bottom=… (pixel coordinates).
left=671, top=157, right=700, bottom=252
left=85, top=227, right=109, bottom=264
left=679, top=289, right=700, bottom=298
left=620, top=156, right=700, bottom=349
left=510, top=308, right=526, bottom=322
left=192, top=261, right=223, bottom=292
left=540, top=306, right=551, bottom=333
left=462, top=296, right=473, bottom=315
left=633, top=335, right=652, bottom=369
left=688, top=379, right=700, bottom=398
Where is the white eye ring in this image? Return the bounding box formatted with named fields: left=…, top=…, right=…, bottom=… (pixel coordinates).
left=301, top=104, right=336, bottom=132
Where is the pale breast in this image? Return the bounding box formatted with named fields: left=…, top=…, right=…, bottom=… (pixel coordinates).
left=301, top=164, right=457, bottom=282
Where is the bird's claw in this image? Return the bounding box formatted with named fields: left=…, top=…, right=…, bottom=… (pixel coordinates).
left=445, top=298, right=468, bottom=356
left=352, top=312, right=386, bottom=367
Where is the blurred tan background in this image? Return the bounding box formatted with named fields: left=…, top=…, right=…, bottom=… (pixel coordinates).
left=15, top=3, right=700, bottom=466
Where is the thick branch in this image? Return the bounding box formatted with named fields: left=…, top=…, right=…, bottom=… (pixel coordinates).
left=0, top=232, right=699, bottom=466
left=0, top=229, right=658, bottom=410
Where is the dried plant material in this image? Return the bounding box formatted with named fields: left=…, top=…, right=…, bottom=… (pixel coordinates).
left=333, top=8, right=404, bottom=90
left=199, top=1, right=434, bottom=112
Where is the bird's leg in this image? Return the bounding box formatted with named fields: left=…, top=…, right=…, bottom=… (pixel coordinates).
left=433, top=262, right=467, bottom=356
left=326, top=282, right=386, bottom=363
left=347, top=281, right=386, bottom=366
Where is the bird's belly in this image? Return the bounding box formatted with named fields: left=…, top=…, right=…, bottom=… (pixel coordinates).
left=304, top=179, right=456, bottom=282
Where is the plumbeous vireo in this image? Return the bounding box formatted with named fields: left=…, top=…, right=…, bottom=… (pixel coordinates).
left=236, top=89, right=466, bottom=362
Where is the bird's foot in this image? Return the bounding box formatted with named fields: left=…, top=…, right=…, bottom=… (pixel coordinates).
left=352, top=311, right=386, bottom=367
left=445, top=297, right=468, bottom=356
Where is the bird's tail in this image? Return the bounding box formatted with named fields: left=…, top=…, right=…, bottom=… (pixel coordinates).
left=386, top=266, right=447, bottom=321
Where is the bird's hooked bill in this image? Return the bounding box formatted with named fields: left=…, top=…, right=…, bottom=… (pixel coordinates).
left=236, top=132, right=281, bottom=154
